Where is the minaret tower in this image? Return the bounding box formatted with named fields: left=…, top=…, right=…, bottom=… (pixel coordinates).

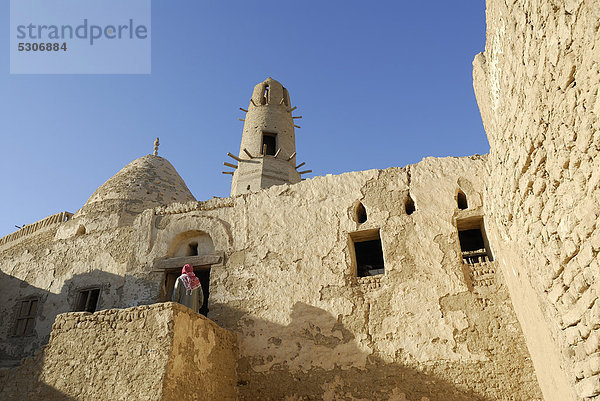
left=227, top=78, right=308, bottom=196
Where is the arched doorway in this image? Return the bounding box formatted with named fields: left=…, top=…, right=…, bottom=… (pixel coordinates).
left=159, top=230, right=219, bottom=317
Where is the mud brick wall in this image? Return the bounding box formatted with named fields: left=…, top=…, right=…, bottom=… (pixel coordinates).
left=473, top=1, right=600, bottom=399
left=0, top=302, right=237, bottom=401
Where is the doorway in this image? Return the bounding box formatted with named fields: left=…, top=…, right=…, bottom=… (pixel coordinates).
left=161, top=267, right=211, bottom=317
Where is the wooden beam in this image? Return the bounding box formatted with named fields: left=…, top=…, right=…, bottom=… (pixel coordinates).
left=222, top=171, right=234, bottom=175
left=274, top=148, right=281, bottom=158
left=227, top=152, right=242, bottom=162
left=289, top=106, right=297, bottom=112
left=294, top=125, right=301, bottom=128
left=223, top=162, right=238, bottom=169
left=243, top=148, right=254, bottom=159
left=154, top=254, right=224, bottom=271
left=240, top=107, right=248, bottom=112
left=292, top=116, right=302, bottom=119
left=287, top=152, right=296, bottom=161
left=263, top=144, right=267, bottom=156
left=238, top=118, right=245, bottom=122
left=298, top=170, right=312, bottom=174
left=250, top=99, right=257, bottom=106
left=295, top=162, right=305, bottom=169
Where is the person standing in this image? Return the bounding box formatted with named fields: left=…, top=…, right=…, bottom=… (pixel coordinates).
left=171, top=264, right=204, bottom=313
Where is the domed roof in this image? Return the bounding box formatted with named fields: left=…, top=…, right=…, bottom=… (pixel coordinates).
left=80, top=155, right=196, bottom=214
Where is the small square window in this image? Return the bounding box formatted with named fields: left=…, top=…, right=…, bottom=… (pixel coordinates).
left=14, top=298, right=38, bottom=336
left=262, top=133, right=277, bottom=156
left=75, top=288, right=101, bottom=312
left=349, top=229, right=385, bottom=277
left=457, top=217, right=493, bottom=264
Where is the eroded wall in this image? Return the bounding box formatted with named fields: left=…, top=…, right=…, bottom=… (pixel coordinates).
left=0, top=220, right=161, bottom=363
left=0, top=302, right=238, bottom=401
left=0, top=155, right=542, bottom=400
left=473, top=0, right=600, bottom=400
left=164, top=304, right=238, bottom=401
left=147, top=156, right=542, bottom=400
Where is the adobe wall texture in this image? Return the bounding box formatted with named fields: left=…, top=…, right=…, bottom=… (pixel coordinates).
left=0, top=302, right=238, bottom=401
left=0, top=221, right=162, bottom=363
left=147, top=156, right=542, bottom=400
left=3, top=1, right=598, bottom=397
left=164, top=303, right=238, bottom=400
left=473, top=0, right=600, bottom=400
left=0, top=154, right=543, bottom=400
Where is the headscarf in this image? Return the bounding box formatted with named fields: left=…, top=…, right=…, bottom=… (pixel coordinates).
left=181, top=264, right=201, bottom=293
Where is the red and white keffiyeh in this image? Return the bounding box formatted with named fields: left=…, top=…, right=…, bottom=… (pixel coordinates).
left=181, top=264, right=201, bottom=292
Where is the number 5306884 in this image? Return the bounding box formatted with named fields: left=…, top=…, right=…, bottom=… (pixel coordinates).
left=18, top=43, right=67, bottom=51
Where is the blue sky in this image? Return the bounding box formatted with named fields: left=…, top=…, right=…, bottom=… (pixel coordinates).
left=0, top=1, right=488, bottom=238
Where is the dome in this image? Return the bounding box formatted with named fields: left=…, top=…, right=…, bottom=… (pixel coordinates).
left=79, top=155, right=196, bottom=215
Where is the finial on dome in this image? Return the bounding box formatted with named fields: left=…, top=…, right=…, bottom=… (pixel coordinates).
left=153, top=138, right=160, bottom=156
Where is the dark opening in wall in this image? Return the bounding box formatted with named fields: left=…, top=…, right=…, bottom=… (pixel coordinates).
left=349, top=229, right=385, bottom=277
left=405, top=194, right=415, bottom=215
left=459, top=229, right=484, bottom=252
left=197, top=268, right=211, bottom=317
left=262, top=133, right=277, bottom=156
left=457, top=190, right=468, bottom=210
left=163, top=268, right=211, bottom=317
left=262, top=84, right=270, bottom=105
left=282, top=87, right=290, bottom=106
left=75, top=288, right=100, bottom=313
left=457, top=217, right=492, bottom=264
left=187, top=242, right=198, bottom=256
left=354, top=202, right=367, bottom=224
left=13, top=298, right=38, bottom=336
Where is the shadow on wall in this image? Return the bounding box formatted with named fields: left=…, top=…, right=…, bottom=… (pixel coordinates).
left=0, top=270, right=43, bottom=364
left=0, top=271, right=75, bottom=399
left=211, top=302, right=496, bottom=401
left=0, top=268, right=162, bottom=364
left=0, top=268, right=163, bottom=400
left=1, top=299, right=497, bottom=401
left=0, top=264, right=526, bottom=401
left=0, top=353, right=75, bottom=401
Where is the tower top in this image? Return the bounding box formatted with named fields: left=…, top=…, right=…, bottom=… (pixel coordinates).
left=227, top=78, right=306, bottom=196
left=153, top=138, right=160, bottom=156
left=250, top=77, right=291, bottom=109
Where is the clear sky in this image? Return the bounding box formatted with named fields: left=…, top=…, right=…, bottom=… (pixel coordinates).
left=0, top=1, right=488, bottom=238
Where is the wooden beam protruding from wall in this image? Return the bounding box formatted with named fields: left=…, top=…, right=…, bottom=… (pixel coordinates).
left=153, top=253, right=224, bottom=271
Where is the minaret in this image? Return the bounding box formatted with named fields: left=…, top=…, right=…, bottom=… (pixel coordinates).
left=228, top=78, right=306, bottom=196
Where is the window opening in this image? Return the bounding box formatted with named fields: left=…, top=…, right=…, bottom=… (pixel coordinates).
left=75, top=288, right=100, bottom=312
left=14, top=298, right=38, bottom=336
left=187, top=242, right=198, bottom=256
left=282, top=87, right=290, bottom=106
left=262, top=84, right=269, bottom=105
left=350, top=229, right=385, bottom=277
left=457, top=190, right=468, bottom=210
left=262, top=133, right=277, bottom=156
left=355, top=202, right=367, bottom=224
left=405, top=194, right=416, bottom=215
left=457, top=217, right=492, bottom=264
